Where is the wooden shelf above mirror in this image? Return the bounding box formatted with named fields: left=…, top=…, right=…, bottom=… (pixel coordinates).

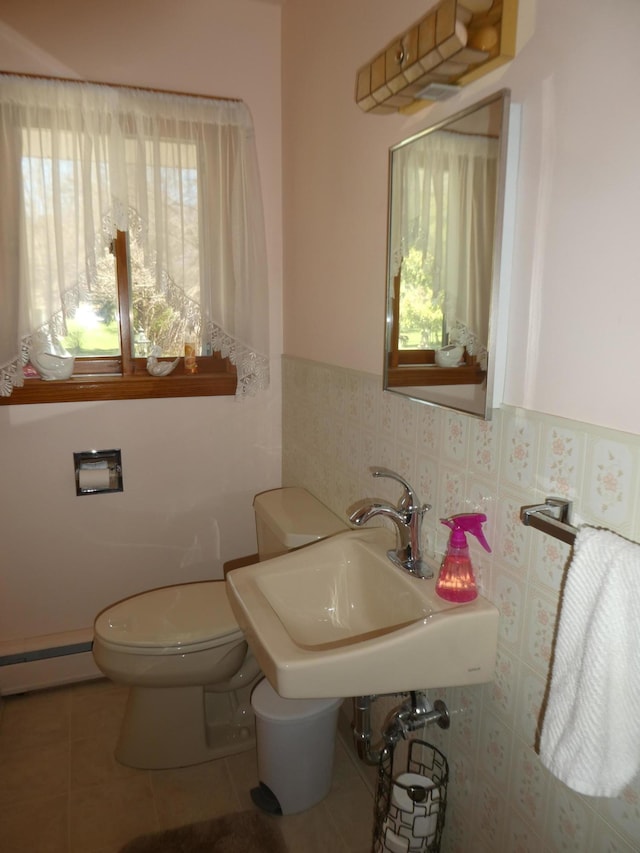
left=355, top=0, right=518, bottom=115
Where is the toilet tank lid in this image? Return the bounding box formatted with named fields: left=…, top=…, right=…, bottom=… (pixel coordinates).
left=253, top=487, right=348, bottom=549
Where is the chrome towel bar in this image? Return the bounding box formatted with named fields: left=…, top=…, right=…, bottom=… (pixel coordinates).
left=520, top=497, right=577, bottom=545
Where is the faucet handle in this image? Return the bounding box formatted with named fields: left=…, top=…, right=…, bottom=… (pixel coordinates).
left=370, top=466, right=421, bottom=511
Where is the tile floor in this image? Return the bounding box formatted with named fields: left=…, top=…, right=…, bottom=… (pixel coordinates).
left=0, top=678, right=375, bottom=853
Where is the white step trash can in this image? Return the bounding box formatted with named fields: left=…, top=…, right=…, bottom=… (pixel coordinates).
left=250, top=678, right=343, bottom=815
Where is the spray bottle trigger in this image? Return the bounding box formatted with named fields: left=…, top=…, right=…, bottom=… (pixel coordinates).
left=442, top=513, right=491, bottom=553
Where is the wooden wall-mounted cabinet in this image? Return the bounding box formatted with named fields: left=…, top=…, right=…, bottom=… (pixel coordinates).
left=355, top=0, right=517, bottom=115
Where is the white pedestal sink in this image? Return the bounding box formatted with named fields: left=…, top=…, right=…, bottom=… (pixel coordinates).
left=226, top=527, right=499, bottom=699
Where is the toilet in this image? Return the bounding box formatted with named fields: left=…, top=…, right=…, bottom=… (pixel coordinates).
left=92, top=487, right=347, bottom=769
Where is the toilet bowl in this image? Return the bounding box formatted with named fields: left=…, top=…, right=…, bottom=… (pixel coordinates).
left=92, top=488, right=347, bottom=769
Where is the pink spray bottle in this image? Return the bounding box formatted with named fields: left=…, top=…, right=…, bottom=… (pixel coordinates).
left=436, top=513, right=491, bottom=602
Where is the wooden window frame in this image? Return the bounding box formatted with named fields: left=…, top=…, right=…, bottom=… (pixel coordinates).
left=1, top=361, right=238, bottom=406
left=1, top=232, right=238, bottom=406
left=386, top=271, right=486, bottom=388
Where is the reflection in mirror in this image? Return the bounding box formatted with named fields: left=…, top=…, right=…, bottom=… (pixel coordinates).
left=384, top=89, right=519, bottom=419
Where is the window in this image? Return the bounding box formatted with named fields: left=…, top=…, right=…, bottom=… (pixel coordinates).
left=0, top=75, right=269, bottom=404
left=385, top=124, right=498, bottom=388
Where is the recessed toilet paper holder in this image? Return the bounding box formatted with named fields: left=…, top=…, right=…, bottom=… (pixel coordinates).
left=74, top=449, right=123, bottom=496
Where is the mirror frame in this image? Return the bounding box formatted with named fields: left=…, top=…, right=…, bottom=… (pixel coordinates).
left=383, top=89, right=520, bottom=419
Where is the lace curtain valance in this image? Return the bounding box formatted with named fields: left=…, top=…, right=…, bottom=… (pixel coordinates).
left=0, top=74, right=269, bottom=396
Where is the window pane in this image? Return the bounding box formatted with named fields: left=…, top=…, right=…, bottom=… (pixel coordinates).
left=21, top=124, right=205, bottom=361
left=127, top=138, right=201, bottom=358
left=398, top=247, right=445, bottom=350
left=128, top=231, right=200, bottom=358
left=61, top=245, right=121, bottom=357
left=396, top=164, right=448, bottom=350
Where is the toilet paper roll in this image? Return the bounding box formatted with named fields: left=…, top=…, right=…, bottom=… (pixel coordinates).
left=412, top=812, right=438, bottom=842
left=381, top=822, right=409, bottom=853
left=392, top=772, right=440, bottom=839
left=78, top=467, right=111, bottom=491
left=392, top=772, right=440, bottom=812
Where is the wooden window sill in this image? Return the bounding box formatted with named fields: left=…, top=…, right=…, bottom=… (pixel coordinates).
left=386, top=364, right=486, bottom=388
left=1, top=363, right=237, bottom=405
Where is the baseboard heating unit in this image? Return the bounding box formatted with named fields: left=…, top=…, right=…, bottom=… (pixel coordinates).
left=0, top=628, right=101, bottom=694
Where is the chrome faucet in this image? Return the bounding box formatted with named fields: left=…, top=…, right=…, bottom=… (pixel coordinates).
left=347, top=466, right=432, bottom=578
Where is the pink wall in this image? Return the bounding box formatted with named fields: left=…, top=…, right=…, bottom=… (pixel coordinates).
left=282, top=0, right=640, bottom=434
left=2, top=0, right=639, bottom=674
left=0, top=0, right=283, bottom=654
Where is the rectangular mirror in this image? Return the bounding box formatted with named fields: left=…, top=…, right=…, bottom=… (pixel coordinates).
left=384, top=89, right=520, bottom=419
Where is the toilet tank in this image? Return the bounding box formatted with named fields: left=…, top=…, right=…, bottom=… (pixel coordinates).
left=253, top=488, right=348, bottom=561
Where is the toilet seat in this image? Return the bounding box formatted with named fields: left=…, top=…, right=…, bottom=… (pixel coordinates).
left=94, top=581, right=243, bottom=655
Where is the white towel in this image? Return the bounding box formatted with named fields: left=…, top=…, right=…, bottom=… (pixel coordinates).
left=538, top=526, right=640, bottom=797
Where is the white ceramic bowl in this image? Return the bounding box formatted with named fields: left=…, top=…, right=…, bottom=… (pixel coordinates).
left=30, top=350, right=76, bottom=380
left=435, top=345, right=464, bottom=367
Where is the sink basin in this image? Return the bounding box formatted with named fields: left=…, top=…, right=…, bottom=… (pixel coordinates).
left=226, top=526, right=499, bottom=698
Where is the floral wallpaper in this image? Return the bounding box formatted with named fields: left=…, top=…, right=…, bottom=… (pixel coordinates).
left=283, top=355, right=640, bottom=853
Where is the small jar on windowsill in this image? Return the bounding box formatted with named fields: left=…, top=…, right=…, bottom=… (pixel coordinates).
left=184, top=342, right=198, bottom=374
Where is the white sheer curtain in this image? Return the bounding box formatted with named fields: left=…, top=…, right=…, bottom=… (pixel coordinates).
left=0, top=74, right=269, bottom=396
left=390, top=130, right=498, bottom=350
